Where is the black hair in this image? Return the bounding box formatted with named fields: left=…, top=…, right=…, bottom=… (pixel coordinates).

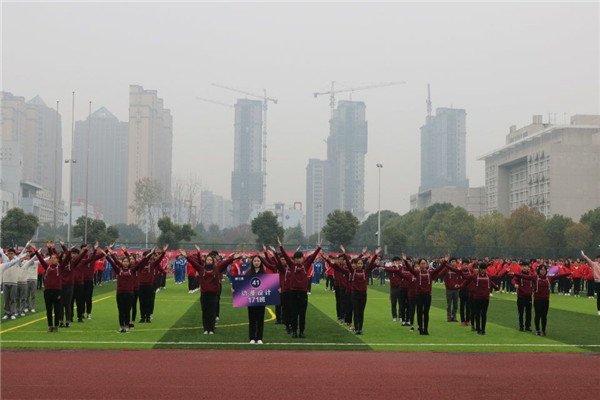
left=449, top=257, right=457, bottom=263
left=478, top=262, right=488, bottom=269
left=7, top=248, right=15, bottom=253
left=392, top=256, right=401, bottom=261
left=72, top=248, right=81, bottom=254
left=293, top=251, right=303, bottom=259
left=248, top=255, right=266, bottom=275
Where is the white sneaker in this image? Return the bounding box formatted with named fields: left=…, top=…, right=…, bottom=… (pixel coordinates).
left=87, top=314, right=92, bottom=320
left=20, top=313, right=25, bottom=316
left=257, top=340, right=263, bottom=344
left=597, top=311, right=600, bottom=316
left=204, top=331, right=208, bottom=334
left=2, top=315, right=8, bottom=320
left=11, top=315, right=16, bottom=320
left=209, top=331, right=214, bottom=334
left=188, top=290, right=193, bottom=294
left=393, top=318, right=397, bottom=322
left=250, top=340, right=256, bottom=344
left=30, top=309, right=35, bottom=312
left=216, top=316, right=220, bottom=321
left=24, top=308, right=29, bottom=313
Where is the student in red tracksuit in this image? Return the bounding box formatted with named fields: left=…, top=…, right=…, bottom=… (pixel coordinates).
left=379, top=255, right=408, bottom=323
left=243, top=255, right=276, bottom=344
left=582, top=263, right=595, bottom=299
left=31, top=243, right=72, bottom=332
left=277, top=237, right=322, bottom=338
left=511, top=265, right=571, bottom=336
left=403, top=255, right=446, bottom=335
left=122, top=248, right=141, bottom=328
left=182, top=249, right=238, bottom=334
left=80, top=241, right=102, bottom=320
left=135, top=245, right=167, bottom=323
left=453, top=262, right=504, bottom=335
left=398, top=261, right=418, bottom=331
left=512, top=261, right=535, bottom=332
left=329, top=247, right=380, bottom=335
left=437, top=257, right=464, bottom=323
left=55, top=241, right=89, bottom=328
left=105, top=249, right=152, bottom=332
left=570, top=262, right=585, bottom=297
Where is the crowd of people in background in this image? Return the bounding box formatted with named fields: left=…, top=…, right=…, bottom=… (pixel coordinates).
left=2, top=239, right=599, bottom=343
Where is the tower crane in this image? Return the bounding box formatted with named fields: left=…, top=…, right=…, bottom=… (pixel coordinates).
left=313, top=81, right=406, bottom=120
left=211, top=84, right=278, bottom=206
left=195, top=96, right=234, bottom=109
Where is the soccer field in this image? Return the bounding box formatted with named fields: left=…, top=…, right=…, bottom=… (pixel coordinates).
left=1, top=278, right=598, bottom=352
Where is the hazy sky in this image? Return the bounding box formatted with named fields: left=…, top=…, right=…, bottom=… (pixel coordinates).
left=3, top=1, right=599, bottom=217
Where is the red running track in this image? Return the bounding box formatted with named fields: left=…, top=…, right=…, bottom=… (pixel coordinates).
left=2, top=350, right=599, bottom=399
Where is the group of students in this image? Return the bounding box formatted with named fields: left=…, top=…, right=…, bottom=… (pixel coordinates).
left=3, top=239, right=599, bottom=343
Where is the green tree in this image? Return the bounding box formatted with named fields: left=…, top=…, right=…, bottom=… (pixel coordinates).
left=565, top=223, right=593, bottom=254
left=322, top=210, right=360, bottom=249
left=284, top=224, right=305, bottom=247
left=222, top=224, right=257, bottom=250
left=424, top=206, right=475, bottom=255
left=352, top=210, right=399, bottom=247
left=73, top=216, right=119, bottom=245
left=36, top=223, right=68, bottom=241
left=474, top=211, right=506, bottom=257
left=505, top=206, right=548, bottom=257
left=129, top=177, right=162, bottom=235
left=1, top=208, right=38, bottom=247
left=113, top=223, right=145, bottom=243
left=381, top=218, right=408, bottom=256
left=156, top=216, right=196, bottom=248
left=580, top=207, right=600, bottom=245
left=251, top=212, right=284, bottom=248
left=544, top=215, right=574, bottom=254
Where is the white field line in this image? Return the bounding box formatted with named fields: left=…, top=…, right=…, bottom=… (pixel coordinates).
left=1, top=340, right=599, bottom=347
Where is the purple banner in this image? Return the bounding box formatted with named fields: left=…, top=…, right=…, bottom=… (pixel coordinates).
left=231, top=274, right=281, bottom=307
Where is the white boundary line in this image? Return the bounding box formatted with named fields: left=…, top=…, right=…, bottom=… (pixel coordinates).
left=1, top=340, right=599, bottom=347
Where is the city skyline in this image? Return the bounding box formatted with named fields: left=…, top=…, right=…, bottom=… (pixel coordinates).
left=2, top=2, right=598, bottom=219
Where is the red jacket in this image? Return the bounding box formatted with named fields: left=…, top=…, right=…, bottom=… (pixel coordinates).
left=107, top=253, right=149, bottom=293
left=515, top=272, right=570, bottom=300
left=34, top=249, right=71, bottom=290
left=512, top=271, right=535, bottom=298
left=571, top=265, right=585, bottom=279
left=438, top=264, right=464, bottom=290
left=137, top=252, right=166, bottom=286
left=405, top=261, right=446, bottom=295
left=186, top=254, right=234, bottom=294
left=278, top=246, right=321, bottom=292
left=399, top=271, right=418, bottom=299
left=462, top=273, right=499, bottom=299
left=60, top=248, right=89, bottom=287
left=380, top=264, right=408, bottom=289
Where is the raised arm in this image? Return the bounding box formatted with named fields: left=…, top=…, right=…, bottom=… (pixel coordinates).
left=402, top=255, right=417, bottom=276
left=512, top=272, right=535, bottom=282
left=549, top=272, right=572, bottom=282
left=278, top=237, right=295, bottom=267
left=431, top=261, right=447, bottom=280
left=365, top=248, right=382, bottom=274
left=105, top=251, right=122, bottom=273
left=216, top=253, right=238, bottom=273
left=303, top=244, right=322, bottom=268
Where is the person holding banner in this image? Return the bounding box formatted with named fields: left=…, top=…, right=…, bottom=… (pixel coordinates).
left=244, top=255, right=277, bottom=344
left=181, top=249, right=239, bottom=334
left=277, top=237, right=322, bottom=339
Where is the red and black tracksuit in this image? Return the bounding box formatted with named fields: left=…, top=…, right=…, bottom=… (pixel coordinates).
left=405, top=261, right=446, bottom=335
left=438, top=264, right=464, bottom=322
left=186, top=253, right=235, bottom=333
left=278, top=245, right=321, bottom=336
left=58, top=247, right=88, bottom=326
left=460, top=272, right=500, bottom=334
left=512, top=271, right=535, bottom=331
left=137, top=252, right=166, bottom=323
left=380, top=263, right=409, bottom=322
left=514, top=272, right=571, bottom=334
left=399, top=271, right=418, bottom=328
left=33, top=249, right=72, bottom=328
left=106, top=253, right=149, bottom=329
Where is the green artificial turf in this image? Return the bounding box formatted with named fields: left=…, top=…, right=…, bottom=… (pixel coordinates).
left=1, top=278, right=598, bottom=352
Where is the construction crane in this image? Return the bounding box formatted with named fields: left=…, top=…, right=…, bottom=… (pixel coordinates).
left=195, top=96, right=234, bottom=109
left=211, top=83, right=278, bottom=206
left=313, top=81, right=406, bottom=120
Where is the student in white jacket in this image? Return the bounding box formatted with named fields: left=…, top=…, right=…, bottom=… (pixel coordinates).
left=23, top=255, right=40, bottom=313
left=1, top=244, right=29, bottom=319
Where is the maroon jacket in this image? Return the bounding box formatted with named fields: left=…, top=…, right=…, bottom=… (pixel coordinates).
left=59, top=246, right=89, bottom=287
left=399, top=271, right=418, bottom=299
left=438, top=264, right=464, bottom=290
left=462, top=273, right=500, bottom=299
left=138, top=252, right=166, bottom=286
left=34, top=249, right=72, bottom=290
left=106, top=253, right=149, bottom=294
left=186, top=254, right=235, bottom=295
left=279, top=246, right=321, bottom=292
left=380, top=264, right=409, bottom=289
left=515, top=272, right=571, bottom=300
left=512, top=271, right=535, bottom=298
left=405, top=261, right=446, bottom=295
left=75, top=248, right=102, bottom=283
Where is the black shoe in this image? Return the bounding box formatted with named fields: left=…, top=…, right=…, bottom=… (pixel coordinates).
left=542, top=331, right=546, bottom=336
left=139, top=319, right=145, bottom=323
left=477, top=331, right=483, bottom=335
left=423, top=330, right=429, bottom=335
left=292, top=332, right=298, bottom=338
left=59, top=322, right=65, bottom=328
left=77, top=318, right=84, bottom=323
left=536, top=331, right=541, bottom=336
left=129, top=323, right=135, bottom=329
left=145, top=318, right=151, bottom=323
left=519, top=327, right=524, bottom=332
left=525, top=328, right=532, bottom=332
left=65, top=322, right=70, bottom=328
left=299, top=332, right=306, bottom=338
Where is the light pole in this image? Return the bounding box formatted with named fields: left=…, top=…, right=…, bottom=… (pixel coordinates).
left=84, top=101, right=91, bottom=243
left=316, top=203, right=322, bottom=244
left=53, top=101, right=60, bottom=239
left=66, top=91, right=75, bottom=245
left=376, top=163, right=383, bottom=247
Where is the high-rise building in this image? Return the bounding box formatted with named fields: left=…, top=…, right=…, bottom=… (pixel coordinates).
left=306, top=158, right=327, bottom=236
left=127, top=85, right=173, bottom=224
left=201, top=190, right=233, bottom=229
left=419, top=107, right=468, bottom=192
left=324, top=100, right=368, bottom=219
left=0, top=92, right=64, bottom=223
left=72, top=107, right=129, bottom=224
left=480, top=114, right=600, bottom=220
left=231, top=99, right=264, bottom=226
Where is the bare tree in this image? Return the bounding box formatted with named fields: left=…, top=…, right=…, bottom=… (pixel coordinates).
left=130, top=177, right=162, bottom=235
